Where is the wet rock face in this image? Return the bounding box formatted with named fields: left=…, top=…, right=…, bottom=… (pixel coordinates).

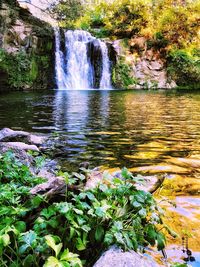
left=87, top=40, right=116, bottom=88
left=111, top=37, right=176, bottom=89
left=0, top=0, right=55, bottom=90
left=132, top=57, right=176, bottom=89
left=87, top=39, right=103, bottom=88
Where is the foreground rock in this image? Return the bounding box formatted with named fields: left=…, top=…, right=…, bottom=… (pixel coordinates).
left=85, top=168, right=164, bottom=194
left=30, top=176, right=66, bottom=197
left=0, top=142, right=39, bottom=152
left=93, top=246, right=160, bottom=267
left=0, top=128, right=47, bottom=145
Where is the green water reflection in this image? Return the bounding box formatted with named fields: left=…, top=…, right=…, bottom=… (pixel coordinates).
left=1, top=90, right=200, bottom=169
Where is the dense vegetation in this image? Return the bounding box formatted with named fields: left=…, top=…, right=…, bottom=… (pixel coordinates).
left=0, top=151, right=173, bottom=266
left=52, top=0, right=200, bottom=88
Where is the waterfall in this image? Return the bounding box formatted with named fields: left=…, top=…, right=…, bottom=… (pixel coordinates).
left=99, top=41, right=112, bottom=89
left=54, top=28, right=67, bottom=89
left=65, top=30, right=94, bottom=90
left=54, top=29, right=112, bottom=90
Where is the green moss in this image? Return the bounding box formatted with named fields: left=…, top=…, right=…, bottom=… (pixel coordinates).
left=30, top=58, right=38, bottom=81
left=112, top=57, right=137, bottom=89
left=46, top=41, right=53, bottom=51
left=0, top=49, right=50, bottom=89
left=0, top=49, right=33, bottom=88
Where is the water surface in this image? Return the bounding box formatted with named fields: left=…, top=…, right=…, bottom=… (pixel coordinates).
left=1, top=89, right=200, bottom=169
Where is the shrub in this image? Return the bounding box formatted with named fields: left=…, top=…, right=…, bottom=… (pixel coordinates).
left=0, top=49, right=37, bottom=88
left=167, top=49, right=200, bottom=87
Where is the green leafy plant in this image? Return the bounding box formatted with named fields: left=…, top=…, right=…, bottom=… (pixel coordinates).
left=44, top=235, right=82, bottom=267
left=0, top=151, right=172, bottom=266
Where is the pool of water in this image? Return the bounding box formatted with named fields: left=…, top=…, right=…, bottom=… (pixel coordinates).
left=1, top=89, right=200, bottom=169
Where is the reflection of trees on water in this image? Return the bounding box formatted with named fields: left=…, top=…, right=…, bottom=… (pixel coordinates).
left=53, top=90, right=200, bottom=167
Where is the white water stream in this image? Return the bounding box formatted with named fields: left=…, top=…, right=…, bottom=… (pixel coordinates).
left=54, top=29, right=112, bottom=90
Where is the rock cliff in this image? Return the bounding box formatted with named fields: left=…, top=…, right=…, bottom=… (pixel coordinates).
left=112, top=38, right=176, bottom=89
left=0, top=0, right=55, bottom=91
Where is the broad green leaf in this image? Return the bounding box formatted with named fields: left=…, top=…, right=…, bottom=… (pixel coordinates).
left=95, top=207, right=105, bottom=217
left=73, top=208, right=83, bottom=215
left=85, top=192, right=96, bottom=201
left=123, top=233, right=134, bottom=249
left=14, top=221, right=26, bottom=233
left=138, top=208, right=147, bottom=218
left=43, top=256, right=61, bottom=267
left=75, top=237, right=86, bottom=251
left=41, top=208, right=56, bottom=219
left=19, top=244, right=29, bottom=254
left=45, top=235, right=62, bottom=257
left=157, top=232, right=166, bottom=250
left=104, top=232, right=114, bottom=245
left=1, top=233, right=10, bottom=246
left=132, top=201, right=141, bottom=208
left=31, top=195, right=43, bottom=208
left=69, top=227, right=75, bottom=240
left=20, top=231, right=37, bottom=247
left=146, top=225, right=156, bottom=246
left=114, top=232, right=125, bottom=245
left=60, top=248, right=82, bottom=266
left=113, top=221, right=123, bottom=231
left=56, top=202, right=72, bottom=214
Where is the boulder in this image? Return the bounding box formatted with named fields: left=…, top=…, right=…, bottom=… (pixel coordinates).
left=28, top=134, right=47, bottom=146
left=93, top=246, right=160, bottom=267
left=0, top=142, right=39, bottom=152
left=30, top=176, right=66, bottom=197
left=0, top=128, right=46, bottom=145
left=85, top=169, right=164, bottom=193
left=0, top=142, right=35, bottom=169
left=0, top=128, right=29, bottom=142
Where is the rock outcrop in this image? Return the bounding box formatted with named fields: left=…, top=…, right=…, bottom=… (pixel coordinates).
left=93, top=246, right=160, bottom=267
left=112, top=38, right=176, bottom=89
left=0, top=0, right=55, bottom=91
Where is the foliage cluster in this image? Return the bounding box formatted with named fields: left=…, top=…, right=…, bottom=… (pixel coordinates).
left=0, top=49, right=37, bottom=88
left=112, top=57, right=137, bottom=89
left=49, top=0, right=84, bottom=28
left=65, top=0, right=200, bottom=49
left=167, top=49, right=200, bottom=87
left=0, top=151, right=170, bottom=266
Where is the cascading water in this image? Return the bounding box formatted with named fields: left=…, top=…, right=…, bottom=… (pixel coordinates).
left=54, top=28, right=67, bottom=89
left=99, top=41, right=112, bottom=89
left=54, top=29, right=112, bottom=90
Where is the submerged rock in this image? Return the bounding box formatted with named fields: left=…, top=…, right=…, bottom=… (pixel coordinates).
left=93, top=246, right=160, bottom=267
left=167, top=157, right=200, bottom=169
left=130, top=164, right=189, bottom=175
